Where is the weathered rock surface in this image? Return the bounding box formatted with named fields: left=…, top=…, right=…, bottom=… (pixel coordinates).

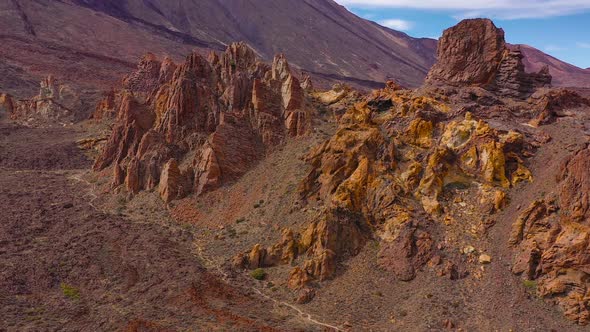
left=91, top=89, right=117, bottom=121
left=529, top=89, right=590, bottom=127
left=2, top=76, right=81, bottom=122
left=510, top=147, right=590, bottom=325
left=311, top=83, right=361, bottom=119
left=94, top=43, right=312, bottom=201
left=426, top=19, right=551, bottom=98
left=237, top=83, right=534, bottom=286
left=427, top=19, right=505, bottom=86
left=0, top=93, right=14, bottom=117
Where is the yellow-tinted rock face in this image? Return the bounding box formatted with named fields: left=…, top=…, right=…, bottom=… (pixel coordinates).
left=405, top=118, right=434, bottom=148
left=237, top=85, right=534, bottom=284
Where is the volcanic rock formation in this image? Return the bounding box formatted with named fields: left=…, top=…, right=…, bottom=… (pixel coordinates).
left=426, top=19, right=551, bottom=98
left=233, top=19, right=590, bottom=305
left=1, top=76, right=81, bottom=122
left=236, top=81, right=535, bottom=287
left=510, top=146, right=590, bottom=324
left=529, top=88, right=590, bottom=127
left=94, top=43, right=312, bottom=202
left=0, top=93, right=14, bottom=117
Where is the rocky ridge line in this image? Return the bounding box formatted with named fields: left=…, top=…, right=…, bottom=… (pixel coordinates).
left=93, top=42, right=312, bottom=202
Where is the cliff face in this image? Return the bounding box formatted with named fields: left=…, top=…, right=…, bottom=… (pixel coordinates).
left=427, top=19, right=506, bottom=86
left=426, top=19, right=551, bottom=98
left=94, top=43, right=312, bottom=202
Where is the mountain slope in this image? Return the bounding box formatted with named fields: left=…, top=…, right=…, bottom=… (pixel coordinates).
left=1, top=0, right=589, bottom=99
left=68, top=0, right=437, bottom=88
left=0, top=0, right=436, bottom=97
left=514, top=44, right=590, bottom=88
left=0, top=0, right=204, bottom=97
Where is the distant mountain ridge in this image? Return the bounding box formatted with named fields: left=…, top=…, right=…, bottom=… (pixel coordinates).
left=511, top=44, right=590, bottom=88
left=66, top=0, right=438, bottom=87
left=0, top=0, right=589, bottom=98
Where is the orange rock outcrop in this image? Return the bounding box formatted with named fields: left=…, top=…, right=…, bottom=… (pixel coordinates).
left=510, top=147, right=590, bottom=324
left=94, top=43, right=312, bottom=201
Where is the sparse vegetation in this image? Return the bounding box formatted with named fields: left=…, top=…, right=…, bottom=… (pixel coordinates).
left=115, top=206, right=125, bottom=216
left=370, top=240, right=380, bottom=250
left=235, top=217, right=246, bottom=224
left=251, top=268, right=266, bottom=280
left=226, top=227, right=237, bottom=238
left=523, top=279, right=537, bottom=292
left=60, top=283, right=80, bottom=300
left=182, top=223, right=195, bottom=232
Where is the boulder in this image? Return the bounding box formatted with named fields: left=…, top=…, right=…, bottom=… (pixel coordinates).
left=378, top=222, right=434, bottom=281
left=427, top=19, right=506, bottom=86
left=426, top=19, right=551, bottom=99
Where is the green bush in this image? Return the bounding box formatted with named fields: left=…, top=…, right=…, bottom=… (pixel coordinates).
left=523, top=279, right=537, bottom=291
left=250, top=268, right=266, bottom=280
left=60, top=283, right=80, bottom=300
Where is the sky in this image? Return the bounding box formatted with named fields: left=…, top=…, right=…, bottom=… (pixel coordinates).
left=335, top=0, right=590, bottom=69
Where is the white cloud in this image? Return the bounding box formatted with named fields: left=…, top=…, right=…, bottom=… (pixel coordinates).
left=379, top=19, right=414, bottom=31
left=577, top=42, right=590, bottom=48
left=336, top=0, right=590, bottom=19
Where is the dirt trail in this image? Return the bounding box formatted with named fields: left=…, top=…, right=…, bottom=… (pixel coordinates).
left=0, top=121, right=316, bottom=331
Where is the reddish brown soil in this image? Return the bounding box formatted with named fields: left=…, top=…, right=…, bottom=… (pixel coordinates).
left=0, top=120, right=317, bottom=331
